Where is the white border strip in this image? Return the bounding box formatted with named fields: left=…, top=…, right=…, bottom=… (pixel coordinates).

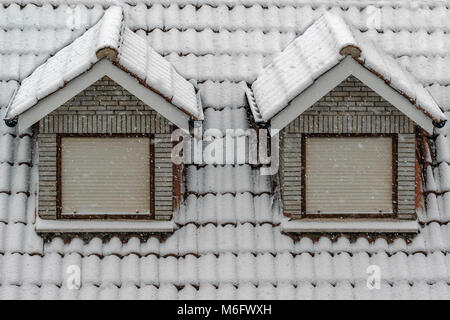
left=281, top=219, right=419, bottom=233
left=35, top=217, right=175, bottom=233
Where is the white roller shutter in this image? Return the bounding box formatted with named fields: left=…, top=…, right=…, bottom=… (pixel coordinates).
left=305, top=136, right=393, bottom=215
left=61, top=137, right=151, bottom=215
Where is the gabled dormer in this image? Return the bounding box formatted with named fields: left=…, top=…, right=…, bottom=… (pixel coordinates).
left=247, top=13, right=447, bottom=233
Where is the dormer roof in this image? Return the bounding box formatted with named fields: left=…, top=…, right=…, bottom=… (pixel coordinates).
left=250, top=13, right=446, bottom=131
left=4, top=6, right=202, bottom=130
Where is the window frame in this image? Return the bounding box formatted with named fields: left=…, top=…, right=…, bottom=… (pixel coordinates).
left=56, top=133, right=155, bottom=220
left=300, top=133, right=398, bottom=219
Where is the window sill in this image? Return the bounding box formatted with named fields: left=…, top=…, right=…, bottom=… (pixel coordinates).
left=281, top=219, right=419, bottom=233
left=35, top=217, right=175, bottom=233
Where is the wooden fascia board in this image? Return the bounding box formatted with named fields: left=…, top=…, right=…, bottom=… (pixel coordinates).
left=347, top=58, right=434, bottom=135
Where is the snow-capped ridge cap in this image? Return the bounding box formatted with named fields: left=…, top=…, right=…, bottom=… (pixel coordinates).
left=339, top=45, right=362, bottom=58
left=322, top=12, right=360, bottom=58
left=95, top=6, right=124, bottom=61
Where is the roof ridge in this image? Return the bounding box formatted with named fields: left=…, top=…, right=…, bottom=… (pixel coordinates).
left=95, top=6, right=124, bottom=61
left=322, top=12, right=361, bottom=58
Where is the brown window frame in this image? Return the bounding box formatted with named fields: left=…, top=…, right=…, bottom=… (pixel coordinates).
left=300, top=133, right=398, bottom=219
left=56, top=133, right=155, bottom=220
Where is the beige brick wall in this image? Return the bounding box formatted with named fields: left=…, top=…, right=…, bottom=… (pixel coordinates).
left=279, top=132, right=302, bottom=216
left=38, top=76, right=175, bottom=220
left=280, top=76, right=416, bottom=220
left=397, top=133, right=416, bottom=219
left=39, top=77, right=172, bottom=135
left=154, top=133, right=174, bottom=220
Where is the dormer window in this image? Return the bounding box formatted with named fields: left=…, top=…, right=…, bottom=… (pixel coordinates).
left=303, top=135, right=394, bottom=217
left=3, top=7, right=203, bottom=233
left=59, top=135, right=152, bottom=219
left=33, top=74, right=186, bottom=228
left=246, top=13, right=446, bottom=233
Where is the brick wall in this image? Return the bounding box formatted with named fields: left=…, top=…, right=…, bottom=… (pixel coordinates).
left=38, top=76, right=176, bottom=220
left=39, top=77, right=173, bottom=135
left=280, top=76, right=416, bottom=220
left=38, top=134, right=57, bottom=219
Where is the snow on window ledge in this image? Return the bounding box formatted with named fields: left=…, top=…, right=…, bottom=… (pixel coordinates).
left=34, top=217, right=175, bottom=233
left=281, top=219, right=419, bottom=233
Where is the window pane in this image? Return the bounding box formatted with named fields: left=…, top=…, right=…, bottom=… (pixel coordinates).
left=305, top=137, right=393, bottom=214
left=61, top=137, right=150, bottom=215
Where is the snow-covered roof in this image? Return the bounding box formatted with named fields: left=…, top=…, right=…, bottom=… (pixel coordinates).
left=0, top=1, right=449, bottom=299
left=251, top=13, right=447, bottom=125
left=4, top=6, right=202, bottom=122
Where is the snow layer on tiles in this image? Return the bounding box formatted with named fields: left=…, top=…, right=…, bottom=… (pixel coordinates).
left=0, top=1, right=449, bottom=300
left=251, top=12, right=446, bottom=123
left=0, top=3, right=104, bottom=31
left=117, top=28, right=199, bottom=118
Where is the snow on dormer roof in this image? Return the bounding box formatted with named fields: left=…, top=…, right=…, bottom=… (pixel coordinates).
left=5, top=6, right=201, bottom=123
left=251, top=13, right=446, bottom=126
